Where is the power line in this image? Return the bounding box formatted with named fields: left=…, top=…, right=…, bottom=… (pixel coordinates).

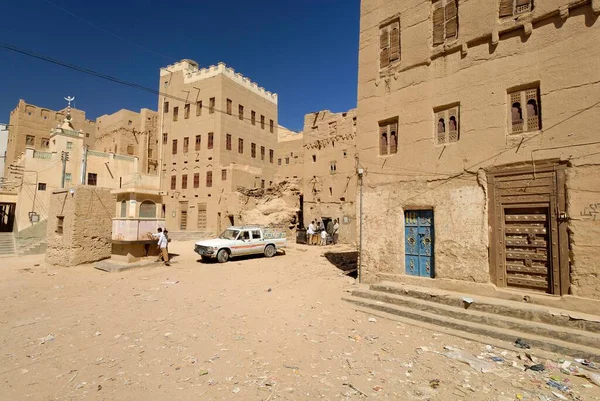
left=0, top=41, right=355, bottom=148
left=42, top=0, right=176, bottom=63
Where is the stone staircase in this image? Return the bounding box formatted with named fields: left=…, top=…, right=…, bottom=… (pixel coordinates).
left=343, top=281, right=600, bottom=360
left=0, top=233, right=16, bottom=257
left=17, top=238, right=47, bottom=255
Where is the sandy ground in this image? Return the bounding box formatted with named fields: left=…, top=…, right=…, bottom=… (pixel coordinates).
left=0, top=242, right=598, bottom=401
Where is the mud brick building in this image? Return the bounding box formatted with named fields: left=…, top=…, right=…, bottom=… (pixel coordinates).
left=356, top=0, right=600, bottom=300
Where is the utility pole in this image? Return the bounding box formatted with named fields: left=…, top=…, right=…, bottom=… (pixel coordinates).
left=358, top=166, right=364, bottom=284
left=80, top=145, right=88, bottom=185
left=61, top=151, right=69, bottom=188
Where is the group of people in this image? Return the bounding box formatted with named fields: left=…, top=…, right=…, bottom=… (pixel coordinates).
left=306, top=219, right=340, bottom=246
left=150, top=227, right=170, bottom=266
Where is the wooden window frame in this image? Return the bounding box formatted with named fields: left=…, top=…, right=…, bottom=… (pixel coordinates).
left=173, top=106, right=179, bottom=122
left=195, top=135, right=201, bottom=151
left=269, top=119, right=274, bottom=133
left=434, top=105, right=460, bottom=145
left=171, top=175, right=176, bottom=190
left=238, top=138, right=244, bottom=154
left=260, top=146, right=265, bottom=161
left=207, top=133, right=214, bottom=149
left=183, top=137, right=189, bottom=153
left=172, top=139, right=178, bottom=155
left=181, top=174, right=188, bottom=190
left=209, top=98, right=215, bottom=114
left=162, top=133, right=168, bottom=144
left=508, top=85, right=541, bottom=135
left=260, top=115, right=265, bottom=130
left=87, top=173, right=98, bottom=186
left=184, top=103, right=190, bottom=119
left=196, top=101, right=202, bottom=116
left=379, top=17, right=401, bottom=69
left=239, top=105, right=244, bottom=120
left=251, top=111, right=256, bottom=125
left=206, top=171, right=213, bottom=188
left=269, top=149, right=274, bottom=163
left=163, top=101, right=169, bottom=113
left=378, top=118, right=399, bottom=155
left=226, top=134, right=232, bottom=151
left=221, top=169, right=227, bottom=181
left=432, top=0, right=458, bottom=47
left=500, top=0, right=533, bottom=18
left=193, top=173, right=200, bottom=188
left=227, top=99, right=232, bottom=115
left=251, top=143, right=257, bottom=158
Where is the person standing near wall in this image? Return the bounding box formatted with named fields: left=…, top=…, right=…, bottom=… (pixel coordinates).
left=333, top=219, right=340, bottom=245
left=320, top=228, right=327, bottom=246
left=307, top=221, right=315, bottom=245
left=150, top=228, right=170, bottom=266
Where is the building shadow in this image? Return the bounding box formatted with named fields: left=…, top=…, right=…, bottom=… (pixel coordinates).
left=324, top=251, right=358, bottom=279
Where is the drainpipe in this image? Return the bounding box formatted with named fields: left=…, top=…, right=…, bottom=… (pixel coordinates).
left=358, top=167, right=364, bottom=284
left=80, top=145, right=88, bottom=185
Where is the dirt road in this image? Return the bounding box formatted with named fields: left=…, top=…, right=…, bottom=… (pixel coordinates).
left=0, top=242, right=598, bottom=400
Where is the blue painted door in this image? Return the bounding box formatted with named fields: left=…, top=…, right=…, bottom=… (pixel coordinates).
left=405, top=210, right=434, bottom=278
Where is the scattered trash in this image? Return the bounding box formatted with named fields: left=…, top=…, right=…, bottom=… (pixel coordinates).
left=525, top=353, right=539, bottom=363
left=232, top=387, right=240, bottom=394
left=39, top=334, right=55, bottom=345
left=97, top=385, right=102, bottom=391
left=547, top=379, right=570, bottom=392
left=575, top=359, right=599, bottom=370
left=429, top=379, right=440, bottom=389
left=551, top=391, right=568, bottom=400
left=198, top=369, right=209, bottom=376
left=267, top=288, right=272, bottom=292
left=576, top=369, right=600, bottom=387
left=373, top=385, right=383, bottom=392
left=75, top=382, right=86, bottom=389
left=525, top=364, right=545, bottom=372
left=162, top=281, right=179, bottom=285
left=514, top=339, right=531, bottom=349
left=95, top=331, right=101, bottom=336
left=490, top=357, right=504, bottom=363
left=462, top=298, right=474, bottom=308
left=368, top=317, right=377, bottom=323
left=516, top=394, right=524, bottom=400
left=443, top=346, right=496, bottom=373
left=33, top=264, right=40, bottom=267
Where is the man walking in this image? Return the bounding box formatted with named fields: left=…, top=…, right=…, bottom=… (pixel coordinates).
left=333, top=219, right=340, bottom=245
left=150, top=227, right=170, bottom=266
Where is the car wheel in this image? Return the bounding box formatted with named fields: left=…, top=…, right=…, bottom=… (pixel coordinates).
left=264, top=244, right=276, bottom=258
left=217, top=249, right=230, bottom=263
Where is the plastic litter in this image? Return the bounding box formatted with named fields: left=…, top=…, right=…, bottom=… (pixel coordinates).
left=429, top=379, right=440, bottom=389
left=525, top=363, right=545, bottom=372
left=552, top=391, right=568, bottom=400
left=490, top=356, right=504, bottom=363
left=514, top=339, right=531, bottom=349
left=443, top=347, right=496, bottom=373
left=547, top=379, right=570, bottom=392
left=575, top=368, right=600, bottom=387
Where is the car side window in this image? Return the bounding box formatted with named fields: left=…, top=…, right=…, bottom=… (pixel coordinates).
left=239, top=231, right=250, bottom=240
left=251, top=230, right=261, bottom=239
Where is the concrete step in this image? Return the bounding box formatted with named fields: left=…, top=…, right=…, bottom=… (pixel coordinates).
left=0, top=233, right=16, bottom=257
left=351, top=288, right=600, bottom=350
left=370, top=282, right=600, bottom=334
left=343, top=295, right=600, bottom=360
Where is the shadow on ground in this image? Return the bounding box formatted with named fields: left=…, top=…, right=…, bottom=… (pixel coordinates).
left=324, top=251, right=358, bottom=279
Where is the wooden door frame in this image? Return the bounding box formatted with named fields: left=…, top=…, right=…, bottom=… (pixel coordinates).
left=487, top=162, right=568, bottom=295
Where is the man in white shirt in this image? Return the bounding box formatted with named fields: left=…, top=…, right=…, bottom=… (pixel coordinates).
left=307, top=221, right=315, bottom=245
left=150, top=227, right=170, bottom=266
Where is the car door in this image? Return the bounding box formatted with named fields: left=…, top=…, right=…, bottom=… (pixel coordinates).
left=234, top=230, right=252, bottom=255
left=250, top=230, right=263, bottom=254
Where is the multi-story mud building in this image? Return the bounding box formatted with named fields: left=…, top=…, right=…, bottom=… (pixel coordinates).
left=356, top=0, right=600, bottom=300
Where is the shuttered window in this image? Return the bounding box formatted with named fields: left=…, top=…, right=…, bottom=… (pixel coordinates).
left=501, top=0, right=533, bottom=17
left=251, top=143, right=256, bottom=158
left=194, top=173, right=200, bottom=188
left=238, top=138, right=244, bottom=154
left=183, top=137, right=189, bottom=153
left=435, top=105, right=460, bottom=144
left=170, top=175, right=176, bottom=190
left=379, top=118, right=399, bottom=155
left=195, top=135, right=201, bottom=151
left=208, top=133, right=214, bottom=149
left=432, top=0, right=458, bottom=46
left=508, top=86, right=541, bottom=134
left=196, top=101, right=202, bottom=116
left=182, top=174, right=188, bottom=189
left=227, top=99, right=232, bottom=115
left=226, top=134, right=232, bottom=151
left=206, top=171, right=213, bottom=188
left=379, top=19, right=400, bottom=69
left=261, top=146, right=265, bottom=161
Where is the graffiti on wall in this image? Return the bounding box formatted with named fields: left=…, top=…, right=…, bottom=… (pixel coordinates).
left=581, top=203, right=600, bottom=220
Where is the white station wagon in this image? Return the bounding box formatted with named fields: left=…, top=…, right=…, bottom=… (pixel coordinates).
left=194, top=225, right=287, bottom=263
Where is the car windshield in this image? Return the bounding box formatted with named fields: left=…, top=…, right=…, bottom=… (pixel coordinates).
left=219, top=229, right=240, bottom=240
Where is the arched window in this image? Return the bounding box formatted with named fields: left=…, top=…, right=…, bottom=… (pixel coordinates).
left=139, top=200, right=156, bottom=218
left=380, top=133, right=388, bottom=155
left=526, top=99, right=538, bottom=117
left=438, top=118, right=446, bottom=134
left=120, top=200, right=127, bottom=217
left=511, top=102, right=523, bottom=123
left=390, top=131, right=398, bottom=154
left=449, top=116, right=457, bottom=131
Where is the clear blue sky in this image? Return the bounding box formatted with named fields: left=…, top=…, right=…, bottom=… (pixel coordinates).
left=0, top=0, right=360, bottom=131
